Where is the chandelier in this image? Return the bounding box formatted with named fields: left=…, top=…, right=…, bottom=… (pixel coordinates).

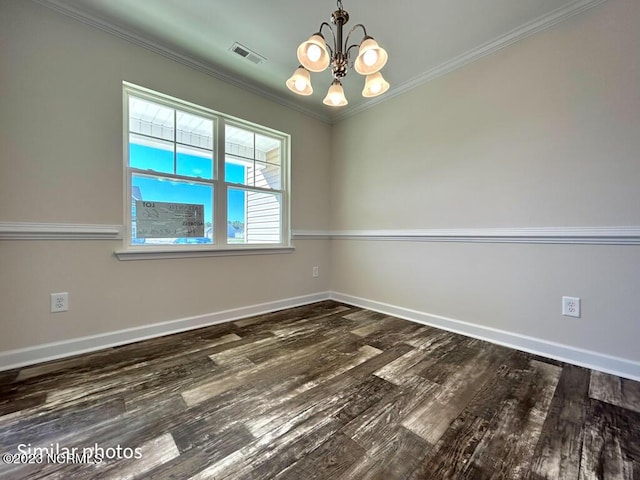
left=286, top=0, right=389, bottom=107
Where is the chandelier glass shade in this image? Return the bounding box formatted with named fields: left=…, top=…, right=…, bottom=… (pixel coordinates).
left=296, top=35, right=331, bottom=72
left=362, top=71, right=390, bottom=98
left=353, top=37, right=388, bottom=75
left=285, top=67, right=313, bottom=96
left=287, top=0, right=389, bottom=107
left=323, top=79, right=348, bottom=106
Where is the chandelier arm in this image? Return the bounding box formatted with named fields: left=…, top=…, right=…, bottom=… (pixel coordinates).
left=345, top=44, right=360, bottom=65
left=344, top=23, right=368, bottom=54
left=317, top=22, right=337, bottom=56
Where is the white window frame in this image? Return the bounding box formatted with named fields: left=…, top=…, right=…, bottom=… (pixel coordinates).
left=116, top=82, right=292, bottom=260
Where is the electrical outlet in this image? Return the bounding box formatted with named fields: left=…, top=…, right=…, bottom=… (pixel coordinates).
left=51, top=292, right=69, bottom=313
left=562, top=296, right=580, bottom=318
left=312, top=266, right=319, bottom=278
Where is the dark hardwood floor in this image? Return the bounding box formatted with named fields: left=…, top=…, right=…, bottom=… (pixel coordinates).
left=1, top=301, right=639, bottom=479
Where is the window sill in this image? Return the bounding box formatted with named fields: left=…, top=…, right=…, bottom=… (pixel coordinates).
left=114, top=245, right=295, bottom=261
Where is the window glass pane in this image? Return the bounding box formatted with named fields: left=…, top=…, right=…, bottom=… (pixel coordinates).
left=256, top=134, right=281, bottom=165
left=227, top=187, right=246, bottom=244
left=225, top=157, right=249, bottom=185
left=177, top=145, right=213, bottom=179
left=228, top=188, right=281, bottom=244
left=129, top=133, right=174, bottom=175
left=129, top=97, right=174, bottom=141
left=225, top=124, right=254, bottom=159
left=132, top=174, right=213, bottom=245
left=252, top=161, right=281, bottom=190
left=177, top=111, right=213, bottom=150
left=224, top=127, right=281, bottom=190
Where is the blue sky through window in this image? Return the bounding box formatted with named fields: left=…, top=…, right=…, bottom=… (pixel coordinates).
left=130, top=143, right=246, bottom=223
left=226, top=166, right=245, bottom=223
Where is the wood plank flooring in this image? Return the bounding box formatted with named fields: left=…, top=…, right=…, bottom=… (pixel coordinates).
left=0, top=300, right=639, bottom=479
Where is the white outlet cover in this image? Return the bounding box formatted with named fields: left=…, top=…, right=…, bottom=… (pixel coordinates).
left=562, top=296, right=580, bottom=318
left=51, top=292, right=69, bottom=313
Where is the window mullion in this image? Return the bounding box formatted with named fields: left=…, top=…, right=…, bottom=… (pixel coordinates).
left=252, top=132, right=256, bottom=187
left=214, top=118, right=227, bottom=246
left=129, top=168, right=214, bottom=186
left=227, top=184, right=284, bottom=195
left=173, top=109, right=177, bottom=174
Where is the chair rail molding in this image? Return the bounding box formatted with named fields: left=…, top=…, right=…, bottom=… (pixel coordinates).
left=0, top=222, right=123, bottom=240
left=4, top=224, right=639, bottom=243
left=293, top=226, right=640, bottom=245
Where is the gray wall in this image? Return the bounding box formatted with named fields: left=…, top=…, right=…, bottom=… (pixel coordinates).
left=0, top=1, right=331, bottom=352
left=330, top=0, right=640, bottom=364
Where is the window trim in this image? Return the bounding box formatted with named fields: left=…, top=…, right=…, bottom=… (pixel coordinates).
left=114, top=245, right=295, bottom=261
left=121, top=82, right=291, bottom=255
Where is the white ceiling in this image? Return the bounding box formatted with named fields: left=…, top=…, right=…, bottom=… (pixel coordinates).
left=39, top=0, right=605, bottom=123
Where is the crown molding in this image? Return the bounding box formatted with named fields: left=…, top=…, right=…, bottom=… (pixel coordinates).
left=0, top=222, right=123, bottom=240
left=32, top=0, right=332, bottom=124
left=333, top=0, right=608, bottom=123
left=32, top=0, right=606, bottom=125
left=293, top=226, right=640, bottom=245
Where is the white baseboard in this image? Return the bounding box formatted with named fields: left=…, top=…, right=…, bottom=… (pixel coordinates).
left=4, top=290, right=639, bottom=382
left=0, top=292, right=331, bottom=372
left=330, top=292, right=640, bottom=382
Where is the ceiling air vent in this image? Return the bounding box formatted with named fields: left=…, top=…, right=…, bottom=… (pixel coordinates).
left=230, top=42, right=266, bottom=65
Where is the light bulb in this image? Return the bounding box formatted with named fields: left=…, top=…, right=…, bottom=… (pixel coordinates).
left=294, top=78, right=307, bottom=92
left=331, top=93, right=341, bottom=105
left=370, top=81, right=382, bottom=94
left=307, top=44, right=322, bottom=62
left=363, top=49, right=378, bottom=67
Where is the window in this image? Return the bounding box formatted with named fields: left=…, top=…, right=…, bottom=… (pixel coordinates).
left=123, top=83, right=289, bottom=251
